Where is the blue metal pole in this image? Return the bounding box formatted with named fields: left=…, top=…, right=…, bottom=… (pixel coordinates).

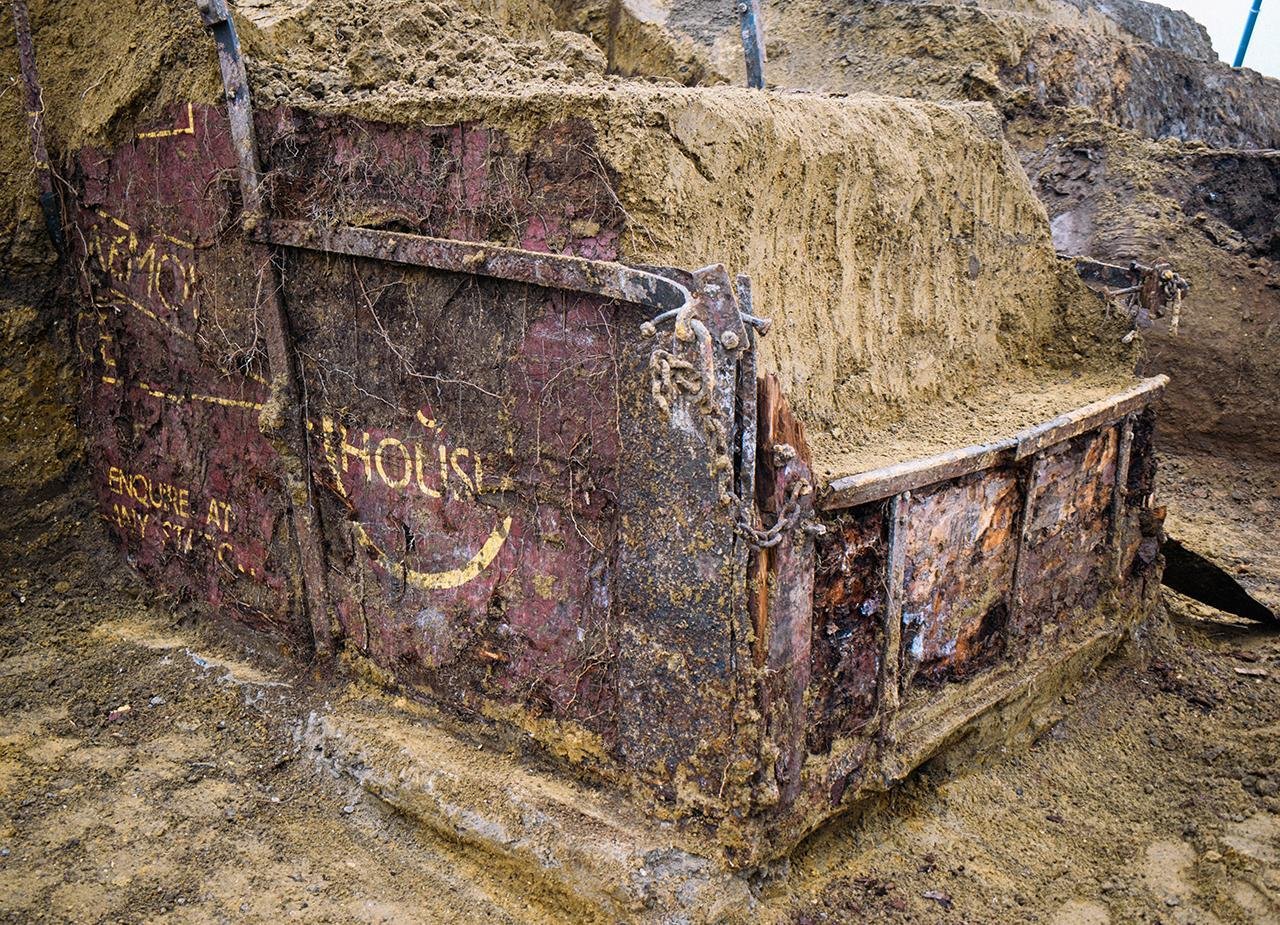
left=737, top=0, right=765, bottom=88
left=1233, top=0, right=1263, bottom=67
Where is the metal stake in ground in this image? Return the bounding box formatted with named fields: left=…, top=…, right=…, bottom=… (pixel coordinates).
left=737, top=0, right=766, bottom=88
left=10, top=0, right=63, bottom=252
left=194, top=0, right=334, bottom=657
left=1233, top=0, right=1263, bottom=68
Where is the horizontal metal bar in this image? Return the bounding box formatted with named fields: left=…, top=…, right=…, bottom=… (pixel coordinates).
left=1013, top=375, right=1167, bottom=460
left=1067, top=256, right=1146, bottom=290
left=260, top=220, right=692, bottom=315
left=819, top=376, right=1168, bottom=511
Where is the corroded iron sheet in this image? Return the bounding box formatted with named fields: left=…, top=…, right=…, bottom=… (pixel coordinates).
left=900, top=469, right=1019, bottom=687
left=71, top=103, right=299, bottom=637
left=808, top=506, right=885, bottom=753
left=1013, top=427, right=1119, bottom=639
left=615, top=263, right=750, bottom=808
left=292, top=256, right=624, bottom=730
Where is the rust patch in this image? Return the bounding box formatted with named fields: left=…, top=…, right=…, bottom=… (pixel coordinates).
left=808, top=505, right=886, bottom=754
left=901, top=468, right=1020, bottom=688
left=1013, top=427, right=1120, bottom=640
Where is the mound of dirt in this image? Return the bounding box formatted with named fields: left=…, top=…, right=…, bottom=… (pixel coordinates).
left=261, top=78, right=1131, bottom=443
left=5, top=0, right=1137, bottom=460
left=673, top=0, right=1280, bottom=148
left=243, top=0, right=609, bottom=96
left=644, top=0, right=1280, bottom=471
left=1011, top=110, right=1280, bottom=462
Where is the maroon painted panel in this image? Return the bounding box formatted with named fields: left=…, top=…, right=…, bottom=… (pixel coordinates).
left=259, top=109, right=623, bottom=258
left=69, top=101, right=751, bottom=796
left=900, top=468, right=1020, bottom=687
left=71, top=103, right=300, bottom=637
left=295, top=258, right=625, bottom=733
left=256, top=110, right=634, bottom=736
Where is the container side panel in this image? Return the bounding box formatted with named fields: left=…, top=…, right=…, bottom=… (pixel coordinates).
left=71, top=103, right=300, bottom=638
left=1014, top=427, right=1119, bottom=641
left=901, top=468, right=1020, bottom=687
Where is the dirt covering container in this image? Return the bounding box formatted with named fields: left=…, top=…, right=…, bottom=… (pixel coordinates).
left=62, top=4, right=1166, bottom=866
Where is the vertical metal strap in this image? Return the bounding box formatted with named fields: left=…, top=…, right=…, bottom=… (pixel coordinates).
left=1110, top=416, right=1135, bottom=583
left=195, top=0, right=266, bottom=227
left=877, top=492, right=908, bottom=748
left=195, top=0, right=333, bottom=657
left=10, top=0, right=62, bottom=251
left=1008, top=451, right=1044, bottom=639
left=734, top=273, right=758, bottom=515
left=737, top=0, right=766, bottom=89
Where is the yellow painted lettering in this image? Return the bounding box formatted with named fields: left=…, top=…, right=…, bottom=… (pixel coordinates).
left=342, top=427, right=372, bottom=482
left=449, top=448, right=478, bottom=497
left=375, top=437, right=411, bottom=490
left=412, top=444, right=441, bottom=498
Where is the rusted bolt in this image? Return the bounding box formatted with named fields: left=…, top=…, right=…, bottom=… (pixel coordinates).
left=640, top=321, right=657, bottom=338
left=719, top=330, right=740, bottom=350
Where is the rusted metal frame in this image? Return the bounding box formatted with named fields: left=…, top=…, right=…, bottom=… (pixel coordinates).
left=736, top=0, right=766, bottom=89
left=822, top=439, right=1017, bottom=512
left=734, top=279, right=761, bottom=667
left=1013, top=375, right=1168, bottom=460
left=10, top=0, right=62, bottom=251
left=1007, top=452, right=1046, bottom=643
left=195, top=0, right=267, bottom=228
left=259, top=220, right=694, bottom=317
left=1069, top=256, right=1148, bottom=290
left=614, top=267, right=752, bottom=811
left=820, top=376, right=1169, bottom=511
left=195, top=0, right=334, bottom=656
left=699, top=265, right=753, bottom=676
left=734, top=274, right=759, bottom=530
left=1110, top=415, right=1135, bottom=583
left=875, top=492, right=909, bottom=757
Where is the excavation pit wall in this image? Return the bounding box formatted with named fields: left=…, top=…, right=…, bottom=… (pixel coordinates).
left=69, top=87, right=1161, bottom=867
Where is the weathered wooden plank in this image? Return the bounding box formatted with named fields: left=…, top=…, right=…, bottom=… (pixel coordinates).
left=821, top=439, right=1016, bottom=511
left=877, top=493, right=909, bottom=747
left=1110, top=416, right=1135, bottom=582
left=819, top=376, right=1167, bottom=511
left=1013, top=376, right=1167, bottom=460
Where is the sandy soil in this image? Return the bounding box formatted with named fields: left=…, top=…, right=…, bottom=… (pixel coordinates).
left=0, top=501, right=589, bottom=924
left=1, top=434, right=1276, bottom=923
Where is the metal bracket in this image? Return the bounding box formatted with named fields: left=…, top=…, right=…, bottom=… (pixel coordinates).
left=195, top=0, right=267, bottom=229
left=260, top=219, right=692, bottom=314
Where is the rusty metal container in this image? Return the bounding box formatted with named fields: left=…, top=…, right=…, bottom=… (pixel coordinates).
left=67, top=74, right=1165, bottom=863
